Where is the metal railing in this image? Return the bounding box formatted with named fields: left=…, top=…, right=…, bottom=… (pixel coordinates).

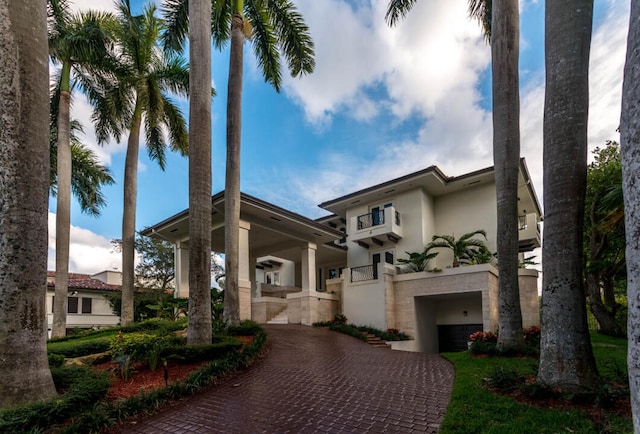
left=357, top=209, right=385, bottom=230
left=351, top=264, right=377, bottom=282
left=518, top=215, right=528, bottom=230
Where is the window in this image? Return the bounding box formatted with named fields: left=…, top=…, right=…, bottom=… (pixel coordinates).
left=68, top=297, right=78, bottom=314
left=51, top=296, right=55, bottom=313
left=273, top=271, right=280, bottom=285
left=81, top=297, right=92, bottom=314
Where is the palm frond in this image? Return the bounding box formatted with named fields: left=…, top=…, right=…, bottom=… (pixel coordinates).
left=156, top=54, right=190, bottom=98
left=211, top=0, right=232, bottom=49
left=69, top=143, right=115, bottom=216
left=385, top=0, right=417, bottom=26
left=468, top=0, right=491, bottom=42
left=247, top=0, right=282, bottom=91
left=161, top=0, right=189, bottom=52
left=161, top=95, right=188, bottom=156
left=266, top=0, right=315, bottom=77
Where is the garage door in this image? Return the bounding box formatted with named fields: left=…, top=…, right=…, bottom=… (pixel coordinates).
left=438, top=324, right=483, bottom=352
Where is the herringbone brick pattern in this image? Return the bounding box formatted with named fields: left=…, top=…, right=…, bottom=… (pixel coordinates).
left=118, top=325, right=454, bottom=433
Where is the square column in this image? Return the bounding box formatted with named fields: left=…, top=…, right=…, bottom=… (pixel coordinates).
left=301, top=243, right=317, bottom=291
left=174, top=241, right=189, bottom=298
left=239, top=220, right=252, bottom=320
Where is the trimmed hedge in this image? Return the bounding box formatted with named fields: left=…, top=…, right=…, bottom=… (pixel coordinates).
left=160, top=339, right=243, bottom=363
left=47, top=336, right=113, bottom=358
left=0, top=366, right=110, bottom=433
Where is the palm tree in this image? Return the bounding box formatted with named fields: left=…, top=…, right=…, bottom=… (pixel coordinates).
left=162, top=0, right=315, bottom=325
left=386, top=0, right=523, bottom=354
left=48, top=0, right=117, bottom=338
left=619, top=0, right=640, bottom=427
left=397, top=249, right=439, bottom=273
left=0, top=0, right=58, bottom=408
left=91, top=0, right=189, bottom=325
left=49, top=113, right=115, bottom=217
left=187, top=0, right=214, bottom=345
left=426, top=230, right=488, bottom=268
left=538, top=0, right=598, bottom=389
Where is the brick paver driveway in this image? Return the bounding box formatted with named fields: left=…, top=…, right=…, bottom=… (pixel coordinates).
left=119, top=325, right=454, bottom=433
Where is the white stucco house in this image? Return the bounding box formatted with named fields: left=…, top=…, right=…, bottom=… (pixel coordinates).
left=142, top=159, right=542, bottom=352
left=46, top=270, right=121, bottom=336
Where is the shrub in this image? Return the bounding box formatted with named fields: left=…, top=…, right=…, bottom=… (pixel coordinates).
left=328, top=323, right=367, bottom=342
left=47, top=336, right=112, bottom=358
left=331, top=313, right=347, bottom=325
left=160, top=339, right=243, bottom=363
left=486, top=367, right=522, bottom=392
left=48, top=353, right=65, bottom=368
left=357, top=325, right=411, bottom=341
left=226, top=320, right=262, bottom=336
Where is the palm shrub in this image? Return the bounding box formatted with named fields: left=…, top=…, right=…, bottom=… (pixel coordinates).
left=397, top=249, right=439, bottom=273
left=426, top=229, right=492, bottom=267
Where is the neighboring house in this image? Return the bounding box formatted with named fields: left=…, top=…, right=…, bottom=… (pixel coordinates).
left=142, top=159, right=542, bottom=353
left=46, top=270, right=121, bottom=337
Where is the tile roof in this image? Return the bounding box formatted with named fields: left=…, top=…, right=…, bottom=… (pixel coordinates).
left=47, top=271, right=121, bottom=292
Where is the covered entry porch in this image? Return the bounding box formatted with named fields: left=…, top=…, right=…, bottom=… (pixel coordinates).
left=141, top=191, right=347, bottom=324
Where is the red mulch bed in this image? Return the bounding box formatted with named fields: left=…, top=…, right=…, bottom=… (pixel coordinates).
left=95, top=335, right=255, bottom=401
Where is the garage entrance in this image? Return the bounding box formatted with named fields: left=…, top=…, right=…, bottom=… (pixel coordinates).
left=438, top=324, right=483, bottom=352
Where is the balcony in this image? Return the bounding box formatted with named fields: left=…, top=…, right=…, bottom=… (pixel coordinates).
left=350, top=206, right=403, bottom=248
left=350, top=264, right=378, bottom=282
left=518, top=213, right=541, bottom=252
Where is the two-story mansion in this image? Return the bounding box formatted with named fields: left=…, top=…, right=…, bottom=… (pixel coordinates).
left=142, top=159, right=542, bottom=353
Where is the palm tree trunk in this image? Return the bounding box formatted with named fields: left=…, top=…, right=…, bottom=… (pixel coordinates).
left=619, top=1, right=640, bottom=428
left=538, top=0, right=598, bottom=389
left=187, top=0, right=213, bottom=345
left=52, top=62, right=72, bottom=338
left=0, top=0, right=57, bottom=407
left=492, top=0, right=524, bottom=352
left=223, top=12, right=244, bottom=326
left=121, top=103, right=142, bottom=326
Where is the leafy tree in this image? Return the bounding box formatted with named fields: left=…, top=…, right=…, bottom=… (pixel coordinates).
left=134, top=235, right=176, bottom=291
left=0, top=0, right=58, bottom=408
left=48, top=0, right=117, bottom=338
left=162, top=0, right=315, bottom=326
left=386, top=0, right=524, bottom=352
left=92, top=0, right=189, bottom=326
left=584, top=142, right=626, bottom=336
left=619, top=1, right=640, bottom=428
left=426, top=230, right=489, bottom=268
left=538, top=0, right=598, bottom=389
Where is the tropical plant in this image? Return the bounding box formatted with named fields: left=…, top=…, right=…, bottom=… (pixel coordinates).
left=584, top=142, right=626, bottom=336
left=48, top=0, right=117, bottom=338
left=396, top=249, right=439, bottom=273
left=0, top=0, right=58, bottom=408
left=386, top=0, right=524, bottom=354
left=91, top=0, right=190, bottom=326
left=538, top=0, right=599, bottom=390
left=425, top=230, right=489, bottom=268
left=162, top=0, right=315, bottom=326
left=619, top=1, right=640, bottom=428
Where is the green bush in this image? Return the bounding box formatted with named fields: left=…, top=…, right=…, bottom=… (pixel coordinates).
left=48, top=353, right=65, bottom=368
left=226, top=320, right=262, bottom=336
left=357, top=325, right=411, bottom=341
left=328, top=323, right=367, bottom=342
left=47, top=336, right=112, bottom=358
left=160, top=339, right=243, bottom=363
left=0, top=366, right=109, bottom=433
left=118, top=318, right=186, bottom=335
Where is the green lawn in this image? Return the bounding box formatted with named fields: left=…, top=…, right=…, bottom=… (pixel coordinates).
left=440, top=333, right=632, bottom=434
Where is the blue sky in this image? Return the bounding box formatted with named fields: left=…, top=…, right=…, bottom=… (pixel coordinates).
left=51, top=0, right=630, bottom=274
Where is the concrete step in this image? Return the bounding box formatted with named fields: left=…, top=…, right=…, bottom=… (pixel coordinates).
left=364, top=333, right=391, bottom=349
left=267, top=312, right=288, bottom=325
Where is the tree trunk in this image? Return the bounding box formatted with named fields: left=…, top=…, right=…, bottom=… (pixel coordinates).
left=223, top=13, right=244, bottom=326
left=187, top=0, right=212, bottom=345
left=492, top=0, right=524, bottom=352
left=619, top=1, right=640, bottom=430
left=52, top=61, right=72, bottom=338
left=121, top=104, right=142, bottom=326
left=538, top=0, right=599, bottom=389
left=0, top=0, right=57, bottom=408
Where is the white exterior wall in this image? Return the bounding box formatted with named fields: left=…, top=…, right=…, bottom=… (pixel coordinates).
left=343, top=264, right=386, bottom=329
left=46, top=289, right=120, bottom=334
left=433, top=183, right=497, bottom=270
left=394, top=189, right=432, bottom=257
left=346, top=203, right=370, bottom=268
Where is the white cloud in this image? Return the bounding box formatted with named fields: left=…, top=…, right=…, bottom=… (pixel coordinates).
left=272, top=0, right=628, bottom=218
left=48, top=212, right=121, bottom=274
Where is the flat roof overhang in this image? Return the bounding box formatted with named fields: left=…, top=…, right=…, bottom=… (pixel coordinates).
left=141, top=191, right=347, bottom=264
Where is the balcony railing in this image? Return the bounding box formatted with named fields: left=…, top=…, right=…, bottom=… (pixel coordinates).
left=357, top=209, right=401, bottom=230
left=351, top=264, right=377, bottom=282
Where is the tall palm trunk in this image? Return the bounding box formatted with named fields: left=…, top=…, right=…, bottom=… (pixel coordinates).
left=0, top=0, right=57, bottom=407
left=187, top=0, right=212, bottom=345
left=121, top=102, right=142, bottom=326
left=223, top=12, right=244, bottom=326
left=538, top=0, right=598, bottom=389
left=52, top=61, right=72, bottom=338
left=619, top=0, right=640, bottom=428
left=492, top=0, right=523, bottom=351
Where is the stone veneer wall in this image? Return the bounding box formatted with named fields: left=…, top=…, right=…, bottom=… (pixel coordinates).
left=286, top=291, right=339, bottom=325
left=518, top=269, right=540, bottom=328
left=251, top=297, right=287, bottom=323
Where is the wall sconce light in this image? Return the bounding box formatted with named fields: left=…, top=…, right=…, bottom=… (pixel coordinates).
left=70, top=291, right=78, bottom=296
left=463, top=310, right=468, bottom=317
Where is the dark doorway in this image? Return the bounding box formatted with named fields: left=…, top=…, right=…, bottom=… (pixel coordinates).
left=438, top=324, right=483, bottom=352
